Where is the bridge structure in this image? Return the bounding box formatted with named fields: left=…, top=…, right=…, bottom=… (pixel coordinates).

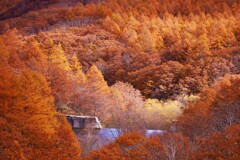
left=65, top=114, right=102, bottom=129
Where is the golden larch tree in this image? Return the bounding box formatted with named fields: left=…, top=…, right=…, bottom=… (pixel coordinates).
left=70, top=53, right=86, bottom=83
left=49, top=44, right=71, bottom=71
left=86, top=65, right=110, bottom=94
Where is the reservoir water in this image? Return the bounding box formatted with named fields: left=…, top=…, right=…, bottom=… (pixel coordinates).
left=73, top=128, right=164, bottom=155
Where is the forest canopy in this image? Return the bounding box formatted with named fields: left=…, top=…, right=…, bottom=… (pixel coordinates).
left=0, top=0, right=240, bottom=159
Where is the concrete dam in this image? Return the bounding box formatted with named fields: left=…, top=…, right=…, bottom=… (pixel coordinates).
left=65, top=114, right=164, bottom=154
left=65, top=114, right=102, bottom=129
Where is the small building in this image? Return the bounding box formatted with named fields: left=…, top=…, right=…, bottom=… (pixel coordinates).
left=66, top=115, right=102, bottom=129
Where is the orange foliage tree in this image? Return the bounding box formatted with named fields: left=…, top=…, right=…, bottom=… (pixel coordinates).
left=178, top=75, right=240, bottom=139
left=0, top=69, right=81, bottom=160
left=0, top=31, right=82, bottom=160
left=87, top=132, right=191, bottom=160
left=193, top=124, right=240, bottom=160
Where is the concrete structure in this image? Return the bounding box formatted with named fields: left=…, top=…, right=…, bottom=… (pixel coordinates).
left=66, top=115, right=102, bottom=129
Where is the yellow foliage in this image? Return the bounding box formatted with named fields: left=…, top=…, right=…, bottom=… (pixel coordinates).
left=50, top=44, right=71, bottom=71
left=144, top=98, right=184, bottom=127
left=86, top=65, right=110, bottom=94
left=70, top=53, right=86, bottom=83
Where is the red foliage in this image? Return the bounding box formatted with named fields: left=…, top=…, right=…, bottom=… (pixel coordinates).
left=87, top=132, right=191, bottom=160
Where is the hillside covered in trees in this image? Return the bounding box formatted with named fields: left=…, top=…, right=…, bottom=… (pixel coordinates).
left=0, top=0, right=240, bottom=159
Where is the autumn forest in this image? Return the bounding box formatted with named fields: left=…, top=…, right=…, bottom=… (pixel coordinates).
left=0, top=0, right=240, bottom=159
